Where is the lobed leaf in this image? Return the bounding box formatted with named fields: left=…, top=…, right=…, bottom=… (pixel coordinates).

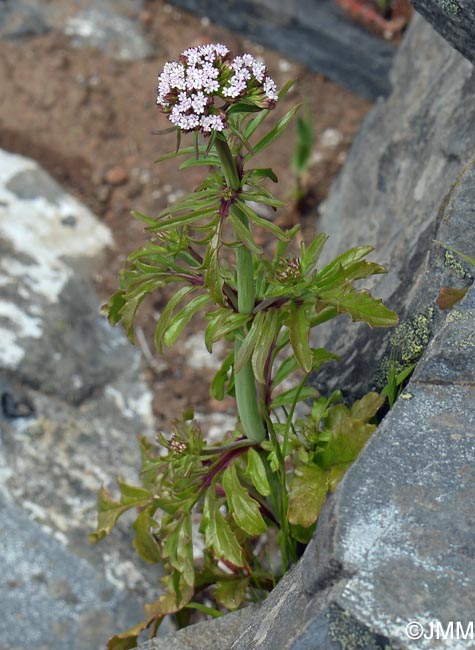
left=222, top=463, right=267, bottom=536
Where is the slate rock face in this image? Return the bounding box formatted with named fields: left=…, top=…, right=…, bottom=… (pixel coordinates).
left=313, top=14, right=475, bottom=400
left=0, top=149, right=168, bottom=649
left=169, top=0, right=394, bottom=100
left=411, top=0, right=475, bottom=65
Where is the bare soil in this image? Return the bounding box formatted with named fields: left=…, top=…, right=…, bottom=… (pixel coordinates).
left=0, top=0, right=372, bottom=432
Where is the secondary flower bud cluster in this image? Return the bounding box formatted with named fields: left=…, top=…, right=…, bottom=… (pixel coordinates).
left=156, top=43, right=278, bottom=134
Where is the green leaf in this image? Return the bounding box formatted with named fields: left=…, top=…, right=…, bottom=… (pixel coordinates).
left=202, top=491, right=245, bottom=567
left=272, top=355, right=299, bottom=389
left=132, top=508, right=161, bottom=564
left=107, top=621, right=147, bottom=650
left=244, top=79, right=295, bottom=139
left=317, top=405, right=377, bottom=469
left=210, top=351, right=234, bottom=401
left=251, top=309, right=280, bottom=384
left=248, top=105, right=300, bottom=156
left=103, top=291, right=126, bottom=327
left=350, top=392, right=385, bottom=421
left=248, top=167, right=278, bottom=183
left=237, top=200, right=290, bottom=242
left=287, top=464, right=328, bottom=528
left=245, top=448, right=271, bottom=496
left=300, top=233, right=329, bottom=275
left=89, top=485, right=146, bottom=543
left=329, top=288, right=399, bottom=328
left=291, top=106, right=314, bottom=174
left=317, top=246, right=374, bottom=282
left=117, top=477, right=151, bottom=506
left=179, top=156, right=220, bottom=170
left=164, top=293, right=209, bottom=347
left=229, top=212, right=263, bottom=255
left=215, top=577, right=250, bottom=610
left=222, top=464, right=267, bottom=536
left=234, top=310, right=265, bottom=373
left=154, top=286, right=194, bottom=352
left=288, top=302, right=312, bottom=372
left=271, top=384, right=318, bottom=409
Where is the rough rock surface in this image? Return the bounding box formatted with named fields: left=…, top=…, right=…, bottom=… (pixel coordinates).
left=136, top=13, right=475, bottom=650
left=411, top=0, right=475, bottom=65
left=169, top=0, right=394, bottom=100
left=313, top=14, right=475, bottom=400
left=0, top=150, right=169, bottom=649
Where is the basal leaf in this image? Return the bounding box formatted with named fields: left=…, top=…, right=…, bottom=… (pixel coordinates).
left=350, top=392, right=385, bottom=421
left=215, top=577, right=250, bottom=610
left=287, top=464, right=328, bottom=528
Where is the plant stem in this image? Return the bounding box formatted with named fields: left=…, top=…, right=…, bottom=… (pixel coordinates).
left=214, top=136, right=266, bottom=444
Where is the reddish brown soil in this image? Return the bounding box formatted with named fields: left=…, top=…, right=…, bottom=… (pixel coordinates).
left=0, top=0, right=372, bottom=431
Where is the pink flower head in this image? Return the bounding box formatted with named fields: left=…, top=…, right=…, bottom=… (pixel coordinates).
left=156, top=44, right=278, bottom=134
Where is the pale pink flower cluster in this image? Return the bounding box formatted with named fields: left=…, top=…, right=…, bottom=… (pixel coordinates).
left=156, top=43, right=278, bottom=134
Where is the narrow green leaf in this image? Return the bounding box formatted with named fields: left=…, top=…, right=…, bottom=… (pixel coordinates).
left=434, top=240, right=475, bottom=267
left=210, top=351, right=234, bottom=401
left=248, top=167, right=278, bottom=183
left=229, top=212, right=263, bottom=255
left=154, top=286, right=194, bottom=352
left=288, top=302, right=312, bottom=372
left=251, top=309, right=280, bottom=384
left=222, top=464, right=267, bottom=536
left=164, top=293, right=209, bottom=347
left=234, top=311, right=265, bottom=373
left=249, top=104, right=300, bottom=157
left=271, top=385, right=318, bottom=409
left=237, top=200, right=290, bottom=242
left=179, top=156, right=221, bottom=170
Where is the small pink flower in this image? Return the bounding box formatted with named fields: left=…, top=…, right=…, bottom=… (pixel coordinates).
left=156, top=44, right=278, bottom=134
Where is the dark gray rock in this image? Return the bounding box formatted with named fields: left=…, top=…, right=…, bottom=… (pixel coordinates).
left=169, top=0, right=394, bottom=100
left=312, top=15, right=475, bottom=400
left=411, top=0, right=475, bottom=65
left=0, top=149, right=172, bottom=648
left=0, top=493, right=143, bottom=650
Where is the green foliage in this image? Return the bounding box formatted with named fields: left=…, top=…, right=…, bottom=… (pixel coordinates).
left=91, top=54, right=399, bottom=649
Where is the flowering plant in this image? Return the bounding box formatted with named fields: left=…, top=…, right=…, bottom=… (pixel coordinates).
left=91, top=44, right=397, bottom=650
